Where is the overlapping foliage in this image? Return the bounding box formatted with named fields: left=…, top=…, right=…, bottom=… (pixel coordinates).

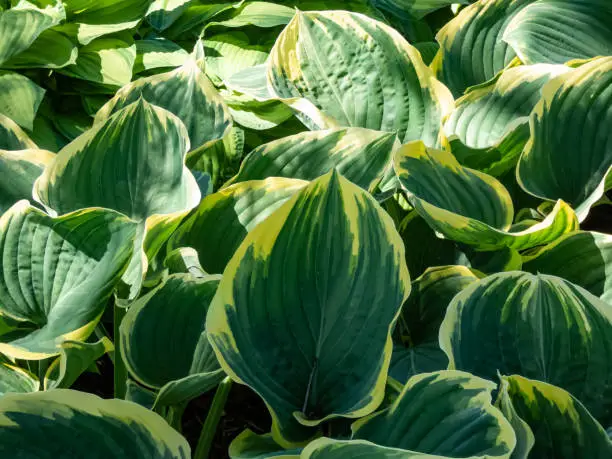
left=0, top=0, right=611, bottom=457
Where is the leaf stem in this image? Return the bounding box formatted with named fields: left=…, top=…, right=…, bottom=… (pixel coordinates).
left=113, top=303, right=127, bottom=399
left=194, top=377, right=233, bottom=459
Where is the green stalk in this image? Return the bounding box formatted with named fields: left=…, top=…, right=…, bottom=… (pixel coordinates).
left=194, top=377, right=233, bottom=459
left=38, top=358, right=49, bottom=384
left=113, top=304, right=127, bottom=399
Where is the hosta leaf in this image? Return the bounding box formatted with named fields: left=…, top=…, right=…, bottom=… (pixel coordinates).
left=163, top=3, right=240, bottom=41
left=517, top=57, right=612, bottom=221
left=146, top=0, right=194, bottom=31
left=398, top=213, right=468, bottom=278
left=226, top=128, right=397, bottom=190
left=495, top=377, right=534, bottom=459
left=0, top=0, right=65, bottom=66
left=0, top=390, right=190, bottom=458
left=413, top=41, right=439, bottom=66
left=523, top=231, right=612, bottom=303
left=210, top=1, right=294, bottom=28
left=43, top=337, right=114, bottom=390
left=35, top=98, right=199, bottom=221
left=204, top=32, right=271, bottom=84
left=0, top=148, right=54, bottom=213
left=433, top=0, right=531, bottom=96
left=62, top=0, right=154, bottom=44
left=268, top=10, right=453, bottom=146
left=398, top=266, right=481, bottom=345
left=207, top=171, right=410, bottom=446
left=187, top=124, right=246, bottom=187
left=389, top=343, right=448, bottom=384
left=0, top=201, right=137, bottom=359
left=226, top=94, right=295, bottom=131
left=440, top=272, right=612, bottom=425
left=302, top=439, right=419, bottom=458
left=125, top=379, right=157, bottom=409
left=0, top=363, right=38, bottom=396
left=0, top=71, right=45, bottom=131
left=121, top=274, right=224, bottom=407
left=133, top=38, right=189, bottom=74
left=57, top=33, right=136, bottom=87
left=349, top=371, right=515, bottom=458
left=96, top=50, right=232, bottom=153
left=503, top=0, right=612, bottom=65
left=395, top=141, right=578, bottom=250
left=168, top=178, right=307, bottom=275
left=501, top=375, right=612, bottom=458
left=229, top=429, right=302, bottom=458
left=0, top=113, right=37, bottom=150
left=2, top=26, right=77, bottom=70
left=371, top=0, right=469, bottom=19
left=444, top=64, right=570, bottom=176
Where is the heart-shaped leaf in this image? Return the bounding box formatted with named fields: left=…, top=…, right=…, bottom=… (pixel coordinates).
left=440, top=272, right=612, bottom=425
left=0, top=201, right=137, bottom=358
left=394, top=141, right=578, bottom=250
left=268, top=10, right=453, bottom=146
left=207, top=170, right=410, bottom=446
left=517, top=57, right=612, bottom=221
left=121, top=274, right=224, bottom=407
left=0, top=389, right=190, bottom=458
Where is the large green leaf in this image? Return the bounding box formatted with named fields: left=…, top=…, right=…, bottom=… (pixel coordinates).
left=0, top=201, right=137, bottom=359
left=57, top=33, right=136, bottom=87
left=229, top=429, right=302, bottom=458
left=207, top=171, right=410, bottom=446
left=133, top=37, right=189, bottom=74
left=0, top=0, right=65, bottom=66
left=433, top=0, right=531, bottom=96
left=371, top=0, right=469, bottom=19
left=204, top=32, right=272, bottom=84
left=0, top=113, right=37, bottom=150
left=440, top=272, right=612, bottom=425
left=121, top=274, right=224, bottom=407
left=268, top=10, right=453, bottom=146
left=34, top=96, right=200, bottom=300
left=0, top=148, right=54, bottom=213
left=443, top=64, right=570, bottom=176
left=503, top=0, right=612, bottom=65
left=398, top=213, right=468, bottom=278
left=62, top=0, right=154, bottom=44
left=523, top=231, right=612, bottom=303
left=0, top=363, right=38, bottom=396
left=145, top=0, right=194, bottom=31
left=495, top=377, right=534, bottom=459
left=163, top=3, right=240, bottom=41
left=0, top=390, right=190, bottom=458
left=302, top=439, right=418, bottom=458
left=168, top=178, right=307, bottom=275
left=398, top=265, right=481, bottom=346
left=516, top=57, right=612, bottom=221
left=2, top=28, right=78, bottom=69
left=501, top=375, right=612, bottom=458
left=394, top=141, right=578, bottom=250
left=35, top=98, right=199, bottom=221
left=0, top=71, right=45, bottom=130
left=95, top=47, right=232, bottom=153
left=351, top=371, right=515, bottom=458
left=226, top=128, right=397, bottom=190
left=389, top=343, right=448, bottom=384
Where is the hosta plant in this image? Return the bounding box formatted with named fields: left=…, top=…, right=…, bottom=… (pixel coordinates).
left=0, top=0, right=611, bottom=458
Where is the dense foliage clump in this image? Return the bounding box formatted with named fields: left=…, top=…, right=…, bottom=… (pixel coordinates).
left=0, top=0, right=611, bottom=457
